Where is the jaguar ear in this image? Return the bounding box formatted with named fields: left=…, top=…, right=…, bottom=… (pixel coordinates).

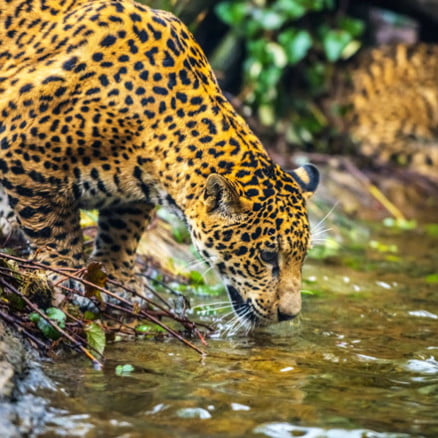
left=204, top=174, right=249, bottom=216
left=288, top=164, right=320, bottom=199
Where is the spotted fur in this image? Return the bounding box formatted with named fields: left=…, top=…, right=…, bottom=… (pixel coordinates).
left=0, top=0, right=319, bottom=326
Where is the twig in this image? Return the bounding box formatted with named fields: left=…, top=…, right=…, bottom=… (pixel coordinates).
left=107, top=277, right=213, bottom=332
left=0, top=278, right=103, bottom=369
left=0, top=252, right=211, bottom=354
left=0, top=309, right=50, bottom=351
left=340, top=158, right=406, bottom=220
left=106, top=302, right=205, bottom=355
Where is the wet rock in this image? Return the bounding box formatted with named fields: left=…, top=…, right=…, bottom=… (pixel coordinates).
left=0, top=321, right=55, bottom=437
left=0, top=322, right=27, bottom=399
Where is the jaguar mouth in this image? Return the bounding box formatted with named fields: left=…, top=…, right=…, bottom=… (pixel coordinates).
left=226, top=285, right=259, bottom=323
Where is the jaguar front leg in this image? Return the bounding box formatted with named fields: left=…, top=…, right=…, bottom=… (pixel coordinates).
left=90, top=201, right=154, bottom=301
left=6, top=188, right=86, bottom=301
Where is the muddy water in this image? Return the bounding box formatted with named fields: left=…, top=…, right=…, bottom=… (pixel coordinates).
left=35, top=224, right=437, bottom=438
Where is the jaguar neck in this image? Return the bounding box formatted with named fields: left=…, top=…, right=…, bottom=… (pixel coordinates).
left=148, top=95, right=275, bottom=214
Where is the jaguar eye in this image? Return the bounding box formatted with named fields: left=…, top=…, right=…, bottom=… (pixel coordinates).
left=260, top=250, right=278, bottom=265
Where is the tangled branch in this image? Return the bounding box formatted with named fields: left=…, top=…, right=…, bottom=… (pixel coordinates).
left=0, top=252, right=213, bottom=367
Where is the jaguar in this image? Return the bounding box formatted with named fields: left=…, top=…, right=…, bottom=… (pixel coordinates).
left=0, top=0, right=319, bottom=327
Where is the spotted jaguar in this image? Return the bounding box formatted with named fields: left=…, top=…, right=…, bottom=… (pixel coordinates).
left=0, top=0, right=319, bottom=327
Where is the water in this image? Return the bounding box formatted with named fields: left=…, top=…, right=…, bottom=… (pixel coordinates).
left=33, top=224, right=438, bottom=437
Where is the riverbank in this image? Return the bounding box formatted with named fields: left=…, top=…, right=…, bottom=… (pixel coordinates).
left=0, top=322, right=56, bottom=437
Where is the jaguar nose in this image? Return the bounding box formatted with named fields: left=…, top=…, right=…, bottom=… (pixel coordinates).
left=277, top=309, right=297, bottom=322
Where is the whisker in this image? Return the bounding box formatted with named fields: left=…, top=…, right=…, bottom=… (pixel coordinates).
left=221, top=310, right=242, bottom=333
left=217, top=309, right=237, bottom=322
left=223, top=308, right=252, bottom=337
left=185, top=259, right=211, bottom=273
left=202, top=265, right=215, bottom=276
left=193, top=301, right=231, bottom=309
left=311, top=238, right=329, bottom=246
left=233, top=314, right=250, bottom=336
left=197, top=305, right=233, bottom=316
left=184, top=255, right=206, bottom=267
left=242, top=318, right=254, bottom=336
left=311, top=202, right=338, bottom=233
left=185, top=260, right=207, bottom=271
left=245, top=319, right=255, bottom=335
left=224, top=320, right=241, bottom=337
left=311, top=227, right=332, bottom=237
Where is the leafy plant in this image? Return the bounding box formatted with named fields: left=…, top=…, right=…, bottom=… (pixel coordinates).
left=115, top=364, right=135, bottom=376
left=215, top=0, right=364, bottom=144
left=29, top=307, right=66, bottom=340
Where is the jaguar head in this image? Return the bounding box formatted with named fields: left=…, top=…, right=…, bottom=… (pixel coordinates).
left=188, top=164, right=319, bottom=329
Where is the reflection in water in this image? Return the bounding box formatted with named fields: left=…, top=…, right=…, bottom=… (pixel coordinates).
left=37, top=227, right=438, bottom=438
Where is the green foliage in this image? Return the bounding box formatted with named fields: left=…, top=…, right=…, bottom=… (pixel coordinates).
left=425, top=273, right=438, bottom=284
left=85, top=321, right=106, bottom=356
left=308, top=235, right=341, bottom=259
left=29, top=307, right=66, bottom=340
left=215, top=0, right=364, bottom=143
left=369, top=240, right=398, bottom=254
left=135, top=323, right=167, bottom=334
left=424, top=224, right=438, bottom=238
left=115, top=364, right=135, bottom=376
left=382, top=217, right=417, bottom=231
left=278, top=29, right=312, bottom=64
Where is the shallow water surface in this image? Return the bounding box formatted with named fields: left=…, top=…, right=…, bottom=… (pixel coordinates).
left=37, top=225, right=437, bottom=437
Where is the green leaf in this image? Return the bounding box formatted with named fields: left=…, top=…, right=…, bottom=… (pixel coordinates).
left=301, top=289, right=324, bottom=297
left=171, top=225, right=191, bottom=244
left=135, top=322, right=166, bottom=334
left=38, top=319, right=62, bottom=340
left=189, top=270, right=204, bottom=285
left=323, top=0, right=335, bottom=9
left=83, top=310, right=98, bottom=321
left=252, top=8, right=286, bottom=31
left=46, top=307, right=66, bottom=327
left=266, top=42, right=288, bottom=68
left=115, top=364, right=135, bottom=376
left=383, top=218, right=417, bottom=230
left=304, top=62, right=328, bottom=92
left=308, top=236, right=341, bottom=259
left=425, top=273, right=438, bottom=284
left=278, top=29, right=312, bottom=64
left=274, top=0, right=307, bottom=19
left=247, top=39, right=269, bottom=62
left=424, top=224, right=438, bottom=237
left=322, top=29, right=352, bottom=61
left=338, top=16, right=364, bottom=38
left=29, top=312, right=41, bottom=324
left=258, top=103, right=275, bottom=126
left=215, top=2, right=248, bottom=26
left=135, top=323, right=154, bottom=333
left=30, top=307, right=67, bottom=341
left=259, top=65, right=282, bottom=90
left=369, top=240, right=398, bottom=254
left=85, top=321, right=106, bottom=356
